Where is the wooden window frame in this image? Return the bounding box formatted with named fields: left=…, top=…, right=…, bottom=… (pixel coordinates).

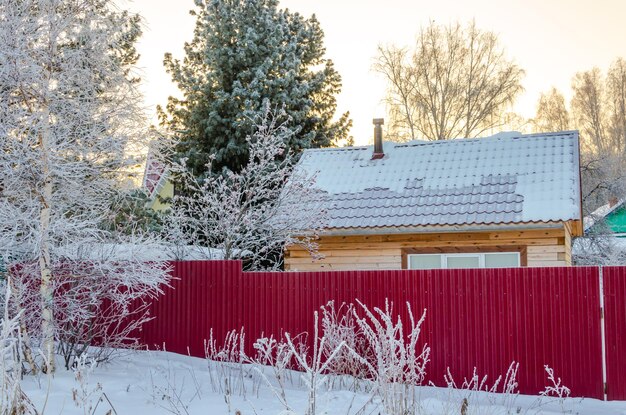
left=401, top=245, right=527, bottom=269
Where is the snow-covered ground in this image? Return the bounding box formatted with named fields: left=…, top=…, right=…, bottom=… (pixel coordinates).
left=18, top=350, right=626, bottom=415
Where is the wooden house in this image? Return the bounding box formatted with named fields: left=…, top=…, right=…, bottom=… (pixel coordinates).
left=143, top=151, right=173, bottom=212
left=285, top=121, right=583, bottom=271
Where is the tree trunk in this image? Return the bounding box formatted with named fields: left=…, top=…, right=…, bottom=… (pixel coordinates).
left=39, top=17, right=57, bottom=372
left=38, top=126, right=55, bottom=374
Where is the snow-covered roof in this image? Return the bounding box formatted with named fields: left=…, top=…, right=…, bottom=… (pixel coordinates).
left=296, top=131, right=582, bottom=231
left=584, top=199, right=625, bottom=231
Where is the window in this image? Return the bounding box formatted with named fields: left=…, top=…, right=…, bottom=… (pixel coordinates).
left=408, top=252, right=520, bottom=270
left=446, top=255, right=481, bottom=269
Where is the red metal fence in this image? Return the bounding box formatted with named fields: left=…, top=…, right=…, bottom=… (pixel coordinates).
left=136, top=262, right=626, bottom=401
left=602, top=267, right=626, bottom=400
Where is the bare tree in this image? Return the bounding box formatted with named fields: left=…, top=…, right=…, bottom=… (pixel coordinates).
left=572, top=68, right=609, bottom=154
left=579, top=152, right=626, bottom=215
left=375, top=21, right=525, bottom=141
left=532, top=87, right=570, bottom=133
left=607, top=58, right=626, bottom=153
left=165, top=105, right=326, bottom=271
left=574, top=222, right=626, bottom=265
left=375, top=46, right=419, bottom=142
left=0, top=0, right=170, bottom=373
left=571, top=61, right=626, bottom=213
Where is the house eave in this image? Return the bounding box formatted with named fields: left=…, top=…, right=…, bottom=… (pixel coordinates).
left=319, top=221, right=566, bottom=237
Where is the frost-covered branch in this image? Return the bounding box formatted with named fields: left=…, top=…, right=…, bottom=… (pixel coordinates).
left=540, top=366, right=571, bottom=399
left=166, top=105, right=327, bottom=270
left=0, top=283, right=37, bottom=414
left=0, top=0, right=170, bottom=372
left=345, top=300, right=430, bottom=414
left=285, top=311, right=346, bottom=415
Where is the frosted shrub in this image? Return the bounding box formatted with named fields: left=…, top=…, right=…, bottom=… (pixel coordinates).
left=435, top=363, right=575, bottom=415
left=538, top=365, right=572, bottom=413
left=205, top=328, right=249, bottom=411
left=344, top=300, right=430, bottom=415
left=0, top=284, right=36, bottom=414
left=540, top=366, right=570, bottom=399
left=197, top=302, right=580, bottom=415
left=284, top=311, right=347, bottom=415
left=71, top=354, right=104, bottom=415
left=10, top=256, right=171, bottom=371
left=148, top=358, right=202, bottom=415
left=252, top=336, right=294, bottom=403
left=166, top=105, right=326, bottom=271
left=440, top=362, right=520, bottom=415
left=320, top=301, right=372, bottom=390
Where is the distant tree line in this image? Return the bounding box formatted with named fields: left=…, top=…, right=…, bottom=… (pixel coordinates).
left=375, top=20, right=626, bottom=216
left=531, top=58, right=626, bottom=214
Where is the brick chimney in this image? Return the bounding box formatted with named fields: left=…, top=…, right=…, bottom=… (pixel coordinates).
left=372, top=118, right=384, bottom=159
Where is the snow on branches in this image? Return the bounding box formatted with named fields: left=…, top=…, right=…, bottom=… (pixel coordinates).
left=166, top=105, right=327, bottom=270
left=200, top=301, right=576, bottom=415
left=0, top=0, right=170, bottom=372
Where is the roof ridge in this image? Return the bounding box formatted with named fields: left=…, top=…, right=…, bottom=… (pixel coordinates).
left=303, top=130, right=579, bottom=153
left=396, top=130, right=579, bottom=148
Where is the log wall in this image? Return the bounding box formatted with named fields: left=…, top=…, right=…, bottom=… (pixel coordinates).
left=285, top=225, right=572, bottom=271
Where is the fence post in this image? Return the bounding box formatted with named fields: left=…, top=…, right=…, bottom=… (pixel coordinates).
left=599, top=266, right=608, bottom=401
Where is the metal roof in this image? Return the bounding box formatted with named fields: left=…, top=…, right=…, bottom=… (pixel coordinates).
left=296, top=131, right=582, bottom=231
left=584, top=199, right=625, bottom=232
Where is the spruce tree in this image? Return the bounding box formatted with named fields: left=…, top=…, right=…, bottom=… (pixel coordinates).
left=159, top=0, right=352, bottom=175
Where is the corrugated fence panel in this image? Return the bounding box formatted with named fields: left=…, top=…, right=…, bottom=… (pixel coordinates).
left=603, top=266, right=626, bottom=400
left=133, top=262, right=615, bottom=400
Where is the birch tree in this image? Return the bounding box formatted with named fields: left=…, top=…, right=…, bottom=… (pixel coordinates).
left=608, top=58, right=626, bottom=153
left=0, top=0, right=170, bottom=372
left=572, top=61, right=626, bottom=212
left=572, top=68, right=609, bottom=154
left=532, top=87, right=570, bottom=133
left=571, top=63, right=626, bottom=155
left=375, top=21, right=524, bottom=141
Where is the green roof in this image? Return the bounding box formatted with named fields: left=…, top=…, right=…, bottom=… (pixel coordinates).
left=586, top=200, right=626, bottom=235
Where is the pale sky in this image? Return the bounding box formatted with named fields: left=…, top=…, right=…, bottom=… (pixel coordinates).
left=126, top=0, right=626, bottom=145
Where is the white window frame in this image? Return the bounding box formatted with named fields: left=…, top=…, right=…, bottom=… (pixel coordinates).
left=407, top=252, right=521, bottom=269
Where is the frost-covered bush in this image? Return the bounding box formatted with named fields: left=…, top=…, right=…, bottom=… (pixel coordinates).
left=165, top=105, right=326, bottom=271
left=9, top=253, right=170, bottom=371
left=284, top=311, right=347, bottom=415
left=200, top=300, right=576, bottom=415
left=205, top=328, right=249, bottom=410
left=0, top=283, right=36, bottom=414
left=252, top=336, right=294, bottom=404
left=320, top=301, right=372, bottom=386
left=438, top=362, right=520, bottom=415
left=343, top=300, right=430, bottom=415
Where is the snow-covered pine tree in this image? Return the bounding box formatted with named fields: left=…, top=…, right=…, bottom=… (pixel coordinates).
left=0, top=0, right=170, bottom=373
left=159, top=0, right=352, bottom=176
